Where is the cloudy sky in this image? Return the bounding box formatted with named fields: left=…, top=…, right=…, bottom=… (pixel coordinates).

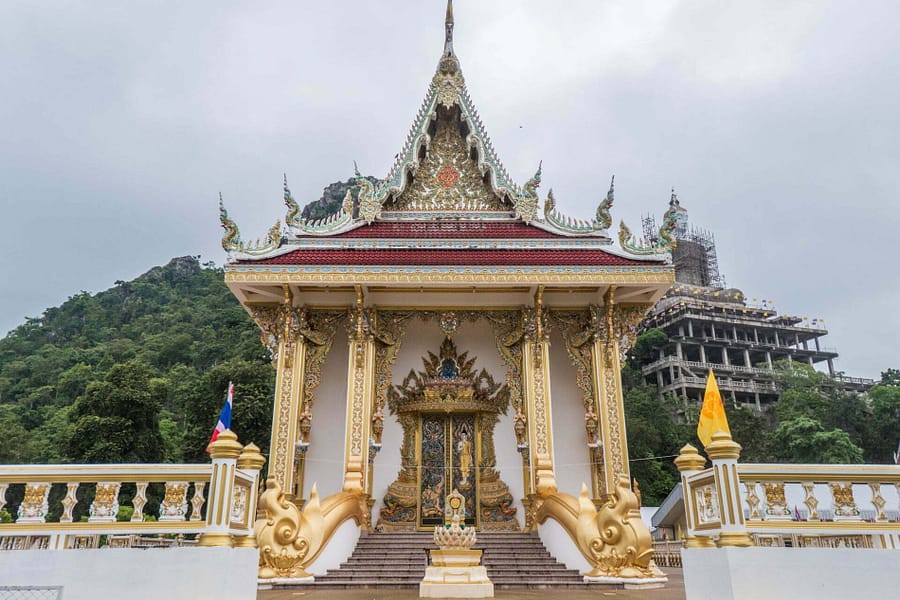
left=2, top=1, right=898, bottom=379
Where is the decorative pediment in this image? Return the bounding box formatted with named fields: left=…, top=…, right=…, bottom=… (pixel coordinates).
left=388, top=337, right=509, bottom=415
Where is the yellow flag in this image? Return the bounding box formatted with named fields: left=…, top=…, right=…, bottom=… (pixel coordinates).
left=697, top=370, right=730, bottom=447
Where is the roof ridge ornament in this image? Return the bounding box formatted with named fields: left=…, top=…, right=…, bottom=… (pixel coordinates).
left=540, top=174, right=615, bottom=236
left=619, top=192, right=678, bottom=256
left=220, top=192, right=283, bottom=255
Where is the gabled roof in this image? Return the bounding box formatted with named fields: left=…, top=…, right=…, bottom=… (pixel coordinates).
left=219, top=1, right=675, bottom=267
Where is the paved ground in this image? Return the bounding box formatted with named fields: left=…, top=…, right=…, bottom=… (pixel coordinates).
left=259, top=568, right=685, bottom=600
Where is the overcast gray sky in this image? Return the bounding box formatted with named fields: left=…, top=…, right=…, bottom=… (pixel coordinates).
left=2, top=1, right=898, bottom=379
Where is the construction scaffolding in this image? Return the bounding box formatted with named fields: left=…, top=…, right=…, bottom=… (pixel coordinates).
left=643, top=209, right=725, bottom=289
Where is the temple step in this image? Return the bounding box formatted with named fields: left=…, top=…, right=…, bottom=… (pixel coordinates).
left=307, top=530, right=589, bottom=589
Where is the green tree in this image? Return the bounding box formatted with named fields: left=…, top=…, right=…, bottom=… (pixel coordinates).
left=767, top=416, right=864, bottom=464
left=66, top=360, right=164, bottom=463
left=867, top=383, right=900, bottom=463
left=623, top=366, right=689, bottom=505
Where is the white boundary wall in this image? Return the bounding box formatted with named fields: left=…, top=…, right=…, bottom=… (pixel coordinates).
left=0, top=547, right=258, bottom=600
left=682, top=547, right=900, bottom=600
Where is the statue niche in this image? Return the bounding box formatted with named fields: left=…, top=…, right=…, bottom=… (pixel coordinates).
left=378, top=337, right=518, bottom=531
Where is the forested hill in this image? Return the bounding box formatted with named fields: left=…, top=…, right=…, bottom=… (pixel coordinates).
left=0, top=256, right=274, bottom=465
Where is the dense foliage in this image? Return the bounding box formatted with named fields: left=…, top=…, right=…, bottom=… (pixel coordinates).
left=0, top=256, right=274, bottom=466
left=624, top=328, right=900, bottom=504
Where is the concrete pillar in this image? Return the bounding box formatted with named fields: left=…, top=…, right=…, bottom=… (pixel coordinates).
left=808, top=356, right=814, bottom=366
left=674, top=445, right=715, bottom=548
left=766, top=352, right=773, bottom=369
left=688, top=320, right=694, bottom=337
left=711, top=325, right=716, bottom=340
left=700, top=345, right=707, bottom=364
left=676, top=342, right=683, bottom=359
left=706, top=432, right=754, bottom=547
left=827, top=359, right=835, bottom=376
left=754, top=393, right=761, bottom=411
left=774, top=331, right=780, bottom=346
left=199, top=430, right=243, bottom=547
left=815, top=337, right=821, bottom=352
left=753, top=328, right=759, bottom=344
left=657, top=370, right=664, bottom=388
left=744, top=349, right=751, bottom=368
left=722, top=348, right=729, bottom=366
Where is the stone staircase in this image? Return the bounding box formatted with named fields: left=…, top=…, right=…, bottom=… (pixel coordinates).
left=311, top=530, right=587, bottom=589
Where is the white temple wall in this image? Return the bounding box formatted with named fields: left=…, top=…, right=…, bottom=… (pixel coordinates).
left=304, top=326, right=350, bottom=499
left=547, top=329, right=592, bottom=497
left=371, top=318, right=524, bottom=527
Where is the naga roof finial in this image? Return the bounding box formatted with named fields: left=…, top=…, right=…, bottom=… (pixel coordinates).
left=670, top=187, right=678, bottom=207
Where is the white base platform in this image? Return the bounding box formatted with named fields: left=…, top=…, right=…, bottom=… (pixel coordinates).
left=420, top=565, right=494, bottom=598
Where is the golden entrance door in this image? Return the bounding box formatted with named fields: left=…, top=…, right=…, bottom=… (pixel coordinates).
left=417, top=413, right=478, bottom=528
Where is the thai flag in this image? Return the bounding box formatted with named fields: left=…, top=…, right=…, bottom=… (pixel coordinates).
left=208, top=382, right=234, bottom=449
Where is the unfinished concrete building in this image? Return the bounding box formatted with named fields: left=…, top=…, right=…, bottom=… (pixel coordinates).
left=638, top=194, right=873, bottom=410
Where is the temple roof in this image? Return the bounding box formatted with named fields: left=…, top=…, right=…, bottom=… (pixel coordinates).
left=219, top=1, right=675, bottom=267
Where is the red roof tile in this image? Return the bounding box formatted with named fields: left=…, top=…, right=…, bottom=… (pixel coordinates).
left=246, top=248, right=652, bottom=267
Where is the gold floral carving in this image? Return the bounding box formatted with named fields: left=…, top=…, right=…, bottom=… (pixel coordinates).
left=18, top=483, right=50, bottom=522
left=226, top=269, right=676, bottom=286
left=389, top=108, right=508, bottom=212
left=256, top=479, right=366, bottom=579
left=89, top=482, right=120, bottom=521
left=535, top=477, right=664, bottom=579
left=829, top=483, right=859, bottom=518
left=159, top=482, right=189, bottom=521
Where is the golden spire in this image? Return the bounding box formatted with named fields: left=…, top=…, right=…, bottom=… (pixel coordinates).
left=437, top=0, right=460, bottom=74
left=444, top=0, right=454, bottom=57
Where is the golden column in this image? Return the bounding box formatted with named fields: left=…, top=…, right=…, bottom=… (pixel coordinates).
left=342, top=287, right=375, bottom=497
left=591, top=286, right=634, bottom=500
left=523, top=288, right=558, bottom=497
left=249, top=287, right=307, bottom=499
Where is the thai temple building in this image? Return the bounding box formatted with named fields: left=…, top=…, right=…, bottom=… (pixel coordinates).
left=220, top=1, right=678, bottom=585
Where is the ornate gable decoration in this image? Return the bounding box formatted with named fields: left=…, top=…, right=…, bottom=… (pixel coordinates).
left=357, top=0, right=542, bottom=223
left=388, top=337, right=510, bottom=416
left=220, top=1, right=672, bottom=265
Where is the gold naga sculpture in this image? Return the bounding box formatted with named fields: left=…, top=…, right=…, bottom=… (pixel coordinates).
left=255, top=478, right=367, bottom=579
left=535, top=476, right=664, bottom=580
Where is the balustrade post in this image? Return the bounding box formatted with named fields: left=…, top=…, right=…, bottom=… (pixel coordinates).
left=198, top=429, right=243, bottom=547
left=233, top=442, right=266, bottom=548
left=674, top=444, right=715, bottom=548
left=705, top=431, right=753, bottom=547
